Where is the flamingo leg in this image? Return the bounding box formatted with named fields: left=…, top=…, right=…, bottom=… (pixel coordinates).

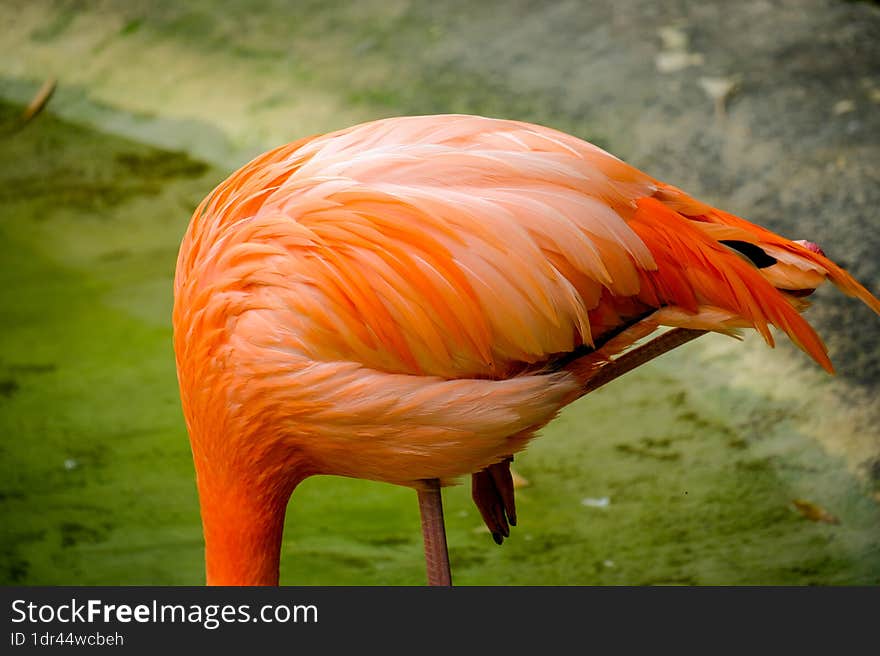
left=417, top=479, right=452, bottom=586
left=580, top=328, right=706, bottom=395
left=472, top=456, right=516, bottom=544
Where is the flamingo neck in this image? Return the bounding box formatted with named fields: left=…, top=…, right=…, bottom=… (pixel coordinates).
left=198, top=477, right=296, bottom=586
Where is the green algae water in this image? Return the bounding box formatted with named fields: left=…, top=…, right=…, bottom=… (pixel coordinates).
left=1, top=100, right=878, bottom=585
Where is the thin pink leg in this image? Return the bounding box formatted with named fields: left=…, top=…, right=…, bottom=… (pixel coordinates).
left=417, top=479, right=452, bottom=587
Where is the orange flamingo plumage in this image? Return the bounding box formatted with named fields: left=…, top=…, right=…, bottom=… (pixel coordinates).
left=172, top=114, right=880, bottom=586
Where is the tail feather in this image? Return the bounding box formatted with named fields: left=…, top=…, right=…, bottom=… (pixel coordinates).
left=630, top=196, right=835, bottom=372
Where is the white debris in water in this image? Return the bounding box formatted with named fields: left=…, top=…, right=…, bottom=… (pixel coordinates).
left=603, top=560, right=616, bottom=568
left=581, top=496, right=610, bottom=508
left=658, top=26, right=688, bottom=51
left=699, top=76, right=739, bottom=102
left=656, top=51, right=704, bottom=73
left=63, top=458, right=78, bottom=471
left=699, top=75, right=741, bottom=118
left=655, top=25, right=704, bottom=73
left=832, top=99, right=855, bottom=115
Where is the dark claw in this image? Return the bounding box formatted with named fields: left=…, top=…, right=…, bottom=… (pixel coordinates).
left=492, top=532, right=503, bottom=545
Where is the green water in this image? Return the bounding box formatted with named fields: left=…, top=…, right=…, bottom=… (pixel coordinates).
left=1, top=101, right=878, bottom=585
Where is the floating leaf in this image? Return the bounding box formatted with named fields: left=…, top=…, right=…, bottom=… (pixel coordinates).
left=21, top=78, right=56, bottom=124
left=792, top=499, right=840, bottom=525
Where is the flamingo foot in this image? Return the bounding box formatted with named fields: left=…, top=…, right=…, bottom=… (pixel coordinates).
left=472, top=456, right=517, bottom=545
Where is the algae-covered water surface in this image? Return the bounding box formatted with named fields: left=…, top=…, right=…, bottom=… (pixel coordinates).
left=1, top=1, right=879, bottom=585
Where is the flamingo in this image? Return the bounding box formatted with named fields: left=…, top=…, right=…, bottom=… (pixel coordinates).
left=172, top=114, right=880, bottom=586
